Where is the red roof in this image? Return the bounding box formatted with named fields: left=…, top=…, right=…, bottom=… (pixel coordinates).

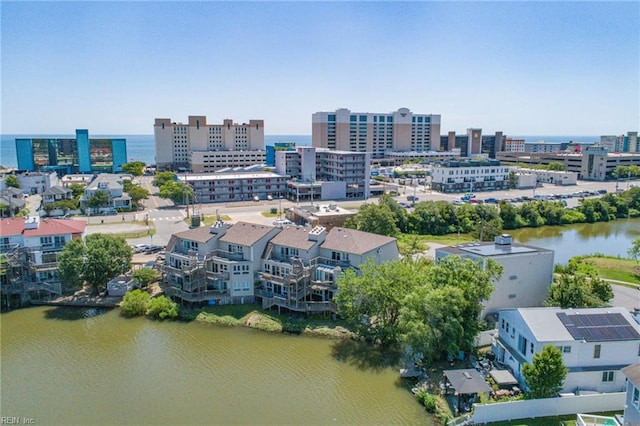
left=0, top=217, right=86, bottom=237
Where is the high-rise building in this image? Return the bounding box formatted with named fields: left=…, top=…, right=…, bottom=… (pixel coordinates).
left=154, top=116, right=265, bottom=171
left=311, top=108, right=441, bottom=158
left=15, top=130, right=127, bottom=176
left=441, top=129, right=504, bottom=158
left=600, top=131, right=639, bottom=153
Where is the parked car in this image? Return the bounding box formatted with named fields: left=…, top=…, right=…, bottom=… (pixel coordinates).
left=407, top=195, right=419, bottom=202
left=143, top=245, right=163, bottom=254
left=484, top=198, right=499, bottom=204
left=132, top=244, right=148, bottom=253
left=103, top=209, right=118, bottom=215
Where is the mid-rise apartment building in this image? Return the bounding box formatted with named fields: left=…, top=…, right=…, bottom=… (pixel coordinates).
left=154, top=116, right=265, bottom=171
left=15, top=130, right=127, bottom=175
left=503, top=138, right=525, bottom=152
left=312, top=108, right=441, bottom=158
left=179, top=171, right=289, bottom=203
left=275, top=147, right=370, bottom=200
left=430, top=160, right=513, bottom=193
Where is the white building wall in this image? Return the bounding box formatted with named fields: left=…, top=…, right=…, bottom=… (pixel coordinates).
left=481, top=251, right=554, bottom=316
left=320, top=181, right=346, bottom=199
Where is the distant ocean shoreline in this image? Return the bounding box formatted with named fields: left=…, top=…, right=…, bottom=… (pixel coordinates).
left=0, top=134, right=600, bottom=169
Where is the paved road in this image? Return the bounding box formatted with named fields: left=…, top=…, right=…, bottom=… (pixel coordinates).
left=611, top=283, right=640, bottom=312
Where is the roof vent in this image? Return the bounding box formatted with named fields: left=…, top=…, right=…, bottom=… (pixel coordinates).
left=495, top=234, right=512, bottom=245
left=463, top=372, right=472, bottom=379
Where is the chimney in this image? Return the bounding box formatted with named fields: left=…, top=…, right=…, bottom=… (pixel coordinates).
left=494, top=234, right=512, bottom=246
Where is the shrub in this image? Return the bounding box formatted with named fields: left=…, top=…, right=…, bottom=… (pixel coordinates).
left=415, top=390, right=437, bottom=413
left=120, top=289, right=150, bottom=317
left=146, top=295, right=179, bottom=319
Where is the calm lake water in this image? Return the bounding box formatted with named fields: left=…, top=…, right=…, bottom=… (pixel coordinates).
left=1, top=307, right=430, bottom=425
left=509, top=217, right=640, bottom=265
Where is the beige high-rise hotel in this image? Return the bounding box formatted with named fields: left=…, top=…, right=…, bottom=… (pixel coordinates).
left=154, top=116, right=265, bottom=171
left=312, top=108, right=441, bottom=158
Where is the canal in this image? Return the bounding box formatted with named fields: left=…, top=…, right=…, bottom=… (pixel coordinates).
left=1, top=306, right=431, bottom=425
left=508, top=217, right=640, bottom=265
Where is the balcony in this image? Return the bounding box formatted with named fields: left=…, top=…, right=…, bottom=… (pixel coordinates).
left=164, top=286, right=229, bottom=302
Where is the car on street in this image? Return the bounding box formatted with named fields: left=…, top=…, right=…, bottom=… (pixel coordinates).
left=132, top=244, right=148, bottom=253
left=407, top=195, right=419, bottom=202
left=143, top=245, right=163, bottom=254
left=484, top=198, right=499, bottom=204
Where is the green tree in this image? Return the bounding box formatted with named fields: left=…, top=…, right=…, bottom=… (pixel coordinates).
left=158, top=181, right=193, bottom=205
left=335, top=259, right=425, bottom=346
left=53, top=199, right=78, bottom=214
left=344, top=203, right=399, bottom=237
left=58, top=237, right=87, bottom=289
left=546, top=162, right=565, bottom=171
left=124, top=183, right=150, bottom=208
left=546, top=268, right=610, bottom=308
left=508, top=171, right=518, bottom=189
left=152, top=171, right=176, bottom=188
left=132, top=268, right=160, bottom=288
left=121, top=161, right=146, bottom=177
left=402, top=256, right=502, bottom=361
left=522, top=345, right=568, bottom=399
left=378, top=194, right=409, bottom=233
left=628, top=237, right=640, bottom=264
left=0, top=202, right=9, bottom=217
left=499, top=200, right=525, bottom=229
left=120, top=289, right=150, bottom=317
left=86, top=190, right=110, bottom=210
left=68, top=184, right=85, bottom=199
left=83, top=234, right=132, bottom=291
left=146, top=295, right=179, bottom=319
left=5, top=175, right=20, bottom=188
left=472, top=204, right=503, bottom=241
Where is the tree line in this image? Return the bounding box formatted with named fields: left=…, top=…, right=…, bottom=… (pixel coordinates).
left=345, top=188, right=640, bottom=241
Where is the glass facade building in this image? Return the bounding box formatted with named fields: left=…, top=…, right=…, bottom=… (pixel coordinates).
left=15, top=130, right=127, bottom=175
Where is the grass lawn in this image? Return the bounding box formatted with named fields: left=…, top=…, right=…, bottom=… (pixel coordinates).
left=397, top=233, right=475, bottom=254
left=581, top=256, right=640, bottom=284
left=188, top=304, right=354, bottom=338
left=182, top=215, right=232, bottom=226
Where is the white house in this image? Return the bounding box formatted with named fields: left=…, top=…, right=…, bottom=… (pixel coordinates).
left=81, top=173, right=132, bottom=212
left=493, top=307, right=640, bottom=394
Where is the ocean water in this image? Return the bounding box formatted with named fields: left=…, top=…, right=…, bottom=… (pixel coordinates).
left=0, top=134, right=597, bottom=169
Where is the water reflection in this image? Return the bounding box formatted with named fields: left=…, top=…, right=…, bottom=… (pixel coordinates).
left=43, top=306, right=111, bottom=320
left=331, top=339, right=402, bottom=372
left=509, top=218, right=640, bottom=265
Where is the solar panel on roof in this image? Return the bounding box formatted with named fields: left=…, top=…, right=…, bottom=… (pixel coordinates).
left=557, top=312, right=640, bottom=342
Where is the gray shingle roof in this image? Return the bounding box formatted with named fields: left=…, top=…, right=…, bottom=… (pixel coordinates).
left=321, top=227, right=396, bottom=255
left=173, top=227, right=219, bottom=243
left=219, top=222, right=277, bottom=247
left=622, top=363, right=640, bottom=387
left=269, top=226, right=317, bottom=251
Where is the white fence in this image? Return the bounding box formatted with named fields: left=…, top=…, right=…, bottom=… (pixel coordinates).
left=472, top=392, right=625, bottom=424
left=474, top=330, right=496, bottom=348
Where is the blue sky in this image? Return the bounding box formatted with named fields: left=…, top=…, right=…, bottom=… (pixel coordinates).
left=2, top=1, right=638, bottom=135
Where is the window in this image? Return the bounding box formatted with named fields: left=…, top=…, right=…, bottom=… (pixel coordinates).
left=601, top=371, right=614, bottom=382
left=562, top=346, right=571, bottom=353
left=634, top=387, right=639, bottom=408
left=593, top=344, right=601, bottom=359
